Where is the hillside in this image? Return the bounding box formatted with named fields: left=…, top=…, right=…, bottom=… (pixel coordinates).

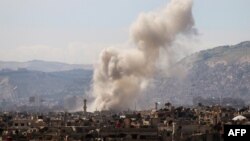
left=140, top=41, right=250, bottom=108
left=0, top=69, right=92, bottom=111
left=0, top=41, right=249, bottom=111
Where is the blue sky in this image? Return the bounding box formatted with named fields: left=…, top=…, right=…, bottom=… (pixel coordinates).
left=0, top=0, right=249, bottom=64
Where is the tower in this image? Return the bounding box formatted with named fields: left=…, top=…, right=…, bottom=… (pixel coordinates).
left=155, top=102, right=158, bottom=111
left=83, top=99, right=87, bottom=113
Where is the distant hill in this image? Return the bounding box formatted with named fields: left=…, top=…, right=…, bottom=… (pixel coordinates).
left=1, top=41, right=250, bottom=111
left=0, top=60, right=92, bottom=72
left=141, top=41, right=250, bottom=108
left=0, top=60, right=93, bottom=111
left=0, top=69, right=92, bottom=111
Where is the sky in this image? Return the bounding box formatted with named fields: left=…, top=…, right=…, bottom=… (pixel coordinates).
left=0, top=0, right=249, bottom=64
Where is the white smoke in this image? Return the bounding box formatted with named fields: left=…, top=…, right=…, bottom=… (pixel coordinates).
left=90, top=0, right=196, bottom=111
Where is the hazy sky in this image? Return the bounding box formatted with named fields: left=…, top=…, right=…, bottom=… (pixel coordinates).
left=0, top=0, right=249, bottom=64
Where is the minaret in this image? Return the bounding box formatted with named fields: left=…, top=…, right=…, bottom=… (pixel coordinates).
left=155, top=102, right=158, bottom=111
left=83, top=99, right=87, bottom=113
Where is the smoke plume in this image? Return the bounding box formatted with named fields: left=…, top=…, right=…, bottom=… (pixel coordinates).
left=90, top=0, right=195, bottom=111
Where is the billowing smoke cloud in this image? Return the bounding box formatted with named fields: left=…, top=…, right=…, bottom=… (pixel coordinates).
left=90, top=0, right=195, bottom=111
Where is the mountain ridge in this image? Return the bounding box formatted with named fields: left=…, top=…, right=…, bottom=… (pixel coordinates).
left=0, top=60, right=92, bottom=72
left=140, top=41, right=250, bottom=109
left=0, top=41, right=250, bottom=111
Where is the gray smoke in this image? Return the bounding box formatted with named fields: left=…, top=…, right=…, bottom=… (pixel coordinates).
left=90, top=0, right=195, bottom=111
